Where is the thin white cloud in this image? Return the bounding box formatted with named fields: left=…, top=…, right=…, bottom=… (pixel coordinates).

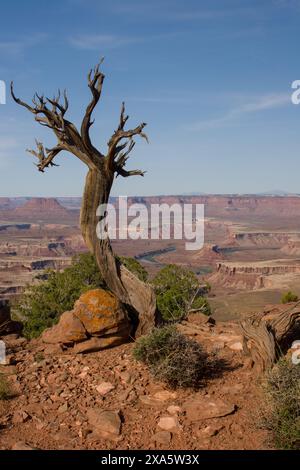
left=69, top=34, right=140, bottom=50
left=188, top=93, right=290, bottom=130
left=69, top=31, right=182, bottom=50
left=0, top=34, right=48, bottom=56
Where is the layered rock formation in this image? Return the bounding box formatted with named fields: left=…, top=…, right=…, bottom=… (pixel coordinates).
left=209, top=260, right=300, bottom=290
left=13, top=198, right=71, bottom=219
left=124, top=195, right=300, bottom=218
left=234, top=232, right=290, bottom=247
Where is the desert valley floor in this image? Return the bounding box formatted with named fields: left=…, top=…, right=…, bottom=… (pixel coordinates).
left=1, top=194, right=300, bottom=320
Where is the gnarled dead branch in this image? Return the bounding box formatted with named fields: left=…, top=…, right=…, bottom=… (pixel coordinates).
left=240, top=302, right=300, bottom=373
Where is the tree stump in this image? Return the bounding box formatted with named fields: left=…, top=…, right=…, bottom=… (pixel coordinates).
left=239, top=302, right=300, bottom=373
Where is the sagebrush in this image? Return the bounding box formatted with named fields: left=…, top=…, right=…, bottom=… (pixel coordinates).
left=281, top=291, right=299, bottom=304
left=133, top=325, right=208, bottom=388
left=261, top=358, right=300, bottom=450
left=0, top=374, right=11, bottom=400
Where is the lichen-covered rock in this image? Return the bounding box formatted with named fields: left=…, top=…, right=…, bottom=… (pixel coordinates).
left=41, top=311, right=87, bottom=344
left=41, top=289, right=131, bottom=352
left=73, top=289, right=130, bottom=337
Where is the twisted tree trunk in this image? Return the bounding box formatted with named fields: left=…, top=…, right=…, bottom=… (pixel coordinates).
left=240, top=302, right=300, bottom=373
left=80, top=168, right=158, bottom=336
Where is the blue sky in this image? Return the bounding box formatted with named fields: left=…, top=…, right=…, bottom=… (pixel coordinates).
left=0, top=0, right=300, bottom=196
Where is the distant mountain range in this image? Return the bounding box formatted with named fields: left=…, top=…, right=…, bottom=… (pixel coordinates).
left=181, top=190, right=300, bottom=197
left=255, top=190, right=299, bottom=197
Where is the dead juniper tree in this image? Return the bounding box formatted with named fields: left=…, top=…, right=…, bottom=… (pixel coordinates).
left=11, top=59, right=159, bottom=336
left=240, top=302, right=300, bottom=373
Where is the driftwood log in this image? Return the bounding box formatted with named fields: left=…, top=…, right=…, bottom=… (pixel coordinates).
left=240, top=302, right=300, bottom=373
left=11, top=59, right=159, bottom=336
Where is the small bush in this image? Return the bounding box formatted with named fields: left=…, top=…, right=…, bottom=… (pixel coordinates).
left=152, top=264, right=211, bottom=321
left=34, top=352, right=45, bottom=363
left=281, top=291, right=299, bottom=304
left=0, top=374, right=11, bottom=400
left=190, top=296, right=211, bottom=315
left=262, top=358, right=300, bottom=449
left=133, top=325, right=208, bottom=389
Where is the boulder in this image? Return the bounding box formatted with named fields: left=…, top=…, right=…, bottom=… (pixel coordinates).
left=73, top=335, right=125, bottom=354
left=183, top=395, right=236, bottom=422
left=73, top=289, right=130, bottom=337
left=87, top=409, right=121, bottom=439
left=41, top=289, right=131, bottom=352
left=41, top=311, right=87, bottom=344
left=157, top=416, right=178, bottom=432
left=95, top=382, right=115, bottom=396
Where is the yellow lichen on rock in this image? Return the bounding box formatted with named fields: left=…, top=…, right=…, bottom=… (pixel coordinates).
left=41, top=289, right=131, bottom=352
left=74, top=289, right=130, bottom=336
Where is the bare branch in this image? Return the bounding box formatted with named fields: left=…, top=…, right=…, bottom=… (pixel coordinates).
left=46, top=89, right=69, bottom=116
left=106, top=101, right=148, bottom=172
left=115, top=140, right=135, bottom=168
left=118, top=102, right=129, bottom=130
left=11, top=82, right=37, bottom=114
left=116, top=168, right=146, bottom=178
left=11, top=81, right=97, bottom=168
left=81, top=58, right=105, bottom=153
left=26, top=140, right=63, bottom=172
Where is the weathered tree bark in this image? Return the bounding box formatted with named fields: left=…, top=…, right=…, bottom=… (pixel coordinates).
left=240, top=302, right=300, bottom=373
left=11, top=60, right=159, bottom=336
left=80, top=168, right=158, bottom=336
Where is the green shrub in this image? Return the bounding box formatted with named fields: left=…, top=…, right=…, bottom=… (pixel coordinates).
left=117, top=256, right=148, bottom=282
left=17, top=253, right=148, bottom=339
left=17, top=252, right=105, bottom=339
left=262, top=358, right=300, bottom=449
left=152, top=264, right=211, bottom=321
left=0, top=374, right=11, bottom=400
left=133, top=325, right=208, bottom=388
left=190, top=296, right=211, bottom=315
left=281, top=291, right=299, bottom=304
